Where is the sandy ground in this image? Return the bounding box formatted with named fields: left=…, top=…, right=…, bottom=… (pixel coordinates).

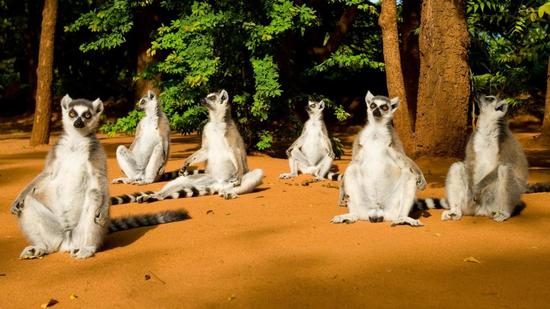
left=0, top=130, right=550, bottom=308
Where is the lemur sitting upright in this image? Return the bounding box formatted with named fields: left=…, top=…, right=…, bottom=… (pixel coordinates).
left=279, top=100, right=336, bottom=180
left=332, top=91, right=427, bottom=226
left=11, top=95, right=188, bottom=259
left=110, top=90, right=264, bottom=205
left=442, top=95, right=529, bottom=222
left=113, top=90, right=170, bottom=185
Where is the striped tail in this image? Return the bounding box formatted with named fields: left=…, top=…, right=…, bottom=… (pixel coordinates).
left=325, top=172, right=344, bottom=181
left=156, top=169, right=207, bottom=182
left=110, top=191, right=155, bottom=205
left=138, top=187, right=213, bottom=203
left=108, top=210, right=190, bottom=233
left=414, top=198, right=449, bottom=211
left=526, top=183, right=550, bottom=193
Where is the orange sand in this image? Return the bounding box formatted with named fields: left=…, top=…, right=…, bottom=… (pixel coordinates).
left=0, top=131, right=549, bottom=308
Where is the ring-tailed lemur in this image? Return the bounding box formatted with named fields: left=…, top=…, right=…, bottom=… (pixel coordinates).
left=110, top=90, right=264, bottom=205
left=442, top=95, right=529, bottom=222
left=331, top=91, right=427, bottom=226
left=10, top=95, right=188, bottom=259
left=112, top=91, right=170, bottom=185
left=279, top=100, right=337, bottom=180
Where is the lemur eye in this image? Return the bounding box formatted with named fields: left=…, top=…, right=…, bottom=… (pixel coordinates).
left=207, top=95, right=216, bottom=101
left=370, top=103, right=377, bottom=109
left=495, top=105, right=504, bottom=112
left=381, top=105, right=389, bottom=111
left=69, top=110, right=77, bottom=118
left=83, top=111, right=92, bottom=119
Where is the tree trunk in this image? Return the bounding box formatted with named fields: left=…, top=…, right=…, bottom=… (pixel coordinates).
left=379, top=0, right=415, bottom=154
left=30, top=0, right=57, bottom=146
left=414, top=0, right=470, bottom=157
left=541, top=56, right=550, bottom=138
left=134, top=7, right=160, bottom=99
left=400, top=0, right=421, bottom=128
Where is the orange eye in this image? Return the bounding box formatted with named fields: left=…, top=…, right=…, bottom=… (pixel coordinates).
left=370, top=103, right=377, bottom=109
left=381, top=105, right=389, bottom=111
left=69, top=110, right=77, bottom=118
left=83, top=111, right=92, bottom=119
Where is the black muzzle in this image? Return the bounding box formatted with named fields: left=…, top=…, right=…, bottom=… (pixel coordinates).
left=373, top=109, right=382, bottom=118
left=73, top=117, right=85, bottom=128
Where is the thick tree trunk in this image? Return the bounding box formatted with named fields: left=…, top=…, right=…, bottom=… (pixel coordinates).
left=414, top=0, right=470, bottom=157
left=379, top=0, right=415, bottom=154
left=400, top=0, right=421, bottom=128
left=30, top=0, right=57, bottom=146
left=541, top=57, right=550, bottom=138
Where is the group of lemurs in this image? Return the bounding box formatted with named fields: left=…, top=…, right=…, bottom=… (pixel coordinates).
left=10, top=89, right=550, bottom=259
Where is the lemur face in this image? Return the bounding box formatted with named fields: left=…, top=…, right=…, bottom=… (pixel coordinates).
left=365, top=91, right=399, bottom=122
left=202, top=89, right=229, bottom=113
left=306, top=100, right=325, bottom=117
left=136, top=90, right=158, bottom=112
left=61, top=95, right=103, bottom=133
left=478, top=95, right=508, bottom=118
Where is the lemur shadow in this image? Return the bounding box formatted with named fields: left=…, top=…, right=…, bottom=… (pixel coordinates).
left=103, top=225, right=158, bottom=250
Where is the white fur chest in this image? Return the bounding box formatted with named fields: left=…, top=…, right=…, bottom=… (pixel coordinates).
left=204, top=122, right=235, bottom=179
left=134, top=116, right=159, bottom=162
left=301, top=120, right=324, bottom=165
left=359, top=126, right=394, bottom=181
left=48, top=138, right=91, bottom=226
left=473, top=127, right=499, bottom=184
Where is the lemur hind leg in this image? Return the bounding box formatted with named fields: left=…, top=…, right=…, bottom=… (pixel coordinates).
left=69, top=189, right=108, bottom=259
left=133, top=143, right=165, bottom=185
left=113, top=145, right=140, bottom=183
left=221, top=168, right=264, bottom=199
left=490, top=165, right=522, bottom=222
left=331, top=164, right=369, bottom=224
left=279, top=148, right=307, bottom=179
left=385, top=170, right=422, bottom=226
left=313, top=155, right=333, bottom=180
left=442, top=162, right=474, bottom=221
left=18, top=196, right=64, bottom=259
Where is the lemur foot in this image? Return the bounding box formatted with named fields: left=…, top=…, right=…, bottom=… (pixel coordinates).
left=492, top=211, right=511, bottom=222
left=10, top=198, right=24, bottom=216
left=19, top=246, right=47, bottom=259
left=391, top=216, right=423, bottom=227
left=441, top=210, right=463, bottom=221
left=219, top=190, right=238, bottom=200
left=331, top=214, right=359, bottom=224
left=368, top=209, right=384, bottom=223
left=279, top=173, right=297, bottom=179
left=71, top=247, right=96, bottom=259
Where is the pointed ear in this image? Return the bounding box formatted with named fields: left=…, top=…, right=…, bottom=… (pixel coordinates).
left=390, top=97, right=400, bottom=112
left=92, top=98, right=104, bottom=115
left=61, top=94, right=72, bottom=110
left=319, top=100, right=325, bottom=109
left=220, top=89, right=229, bottom=104
left=147, top=90, right=156, bottom=100
left=365, top=91, right=374, bottom=103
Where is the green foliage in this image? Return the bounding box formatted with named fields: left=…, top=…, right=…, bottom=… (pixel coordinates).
left=64, top=0, right=380, bottom=150
left=330, top=136, right=345, bottom=160
left=467, top=0, right=549, bottom=106
left=101, top=109, right=144, bottom=137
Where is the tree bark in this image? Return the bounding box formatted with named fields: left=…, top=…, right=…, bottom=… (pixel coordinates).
left=541, top=56, right=550, bottom=138
left=30, top=0, right=57, bottom=146
left=134, top=7, right=160, bottom=99
left=311, top=6, right=359, bottom=61
left=379, top=0, right=415, bottom=154
left=400, top=0, right=421, bottom=128
left=414, top=0, right=470, bottom=157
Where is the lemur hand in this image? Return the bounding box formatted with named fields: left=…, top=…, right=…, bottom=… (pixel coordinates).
left=178, top=163, right=190, bottom=176
left=10, top=196, right=25, bottom=216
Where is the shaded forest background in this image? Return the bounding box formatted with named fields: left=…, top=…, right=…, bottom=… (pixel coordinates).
left=0, top=0, right=549, bottom=156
